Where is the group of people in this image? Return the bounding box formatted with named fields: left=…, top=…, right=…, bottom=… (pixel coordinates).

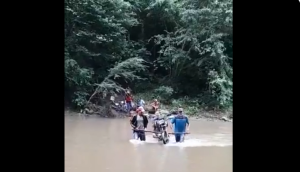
left=125, top=91, right=159, bottom=113
left=129, top=98, right=190, bottom=143
left=128, top=96, right=159, bottom=141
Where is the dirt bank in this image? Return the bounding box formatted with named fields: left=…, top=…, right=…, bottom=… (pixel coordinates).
left=64, top=107, right=232, bottom=122
left=189, top=111, right=232, bottom=122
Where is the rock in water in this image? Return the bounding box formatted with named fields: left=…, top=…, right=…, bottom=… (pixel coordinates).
left=84, top=108, right=94, bottom=114
left=110, top=109, right=119, bottom=117
left=221, top=116, right=231, bottom=122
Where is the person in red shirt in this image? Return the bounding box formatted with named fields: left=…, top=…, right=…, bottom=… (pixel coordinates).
left=125, top=92, right=133, bottom=112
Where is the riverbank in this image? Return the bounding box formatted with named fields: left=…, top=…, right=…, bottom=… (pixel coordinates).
left=65, top=92, right=232, bottom=122
left=134, top=92, right=232, bottom=122
left=65, top=107, right=232, bottom=122
left=188, top=110, right=232, bottom=122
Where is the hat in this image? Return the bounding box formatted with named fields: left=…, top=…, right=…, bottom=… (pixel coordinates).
left=178, top=108, right=183, bottom=112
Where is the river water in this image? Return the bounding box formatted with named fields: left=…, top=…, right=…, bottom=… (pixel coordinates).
left=65, top=114, right=232, bottom=172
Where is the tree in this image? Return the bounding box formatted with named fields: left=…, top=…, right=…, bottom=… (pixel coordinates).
left=65, top=0, right=147, bottom=108
left=64, top=0, right=233, bottom=109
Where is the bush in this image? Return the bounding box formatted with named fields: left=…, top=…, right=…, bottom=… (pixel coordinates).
left=208, top=70, right=233, bottom=108
left=154, top=86, right=174, bottom=103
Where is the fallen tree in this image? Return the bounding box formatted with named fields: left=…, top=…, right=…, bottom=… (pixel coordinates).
left=81, top=57, right=147, bottom=117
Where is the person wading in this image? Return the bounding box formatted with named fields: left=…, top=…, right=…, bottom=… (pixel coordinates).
left=130, top=109, right=148, bottom=141
left=170, top=108, right=189, bottom=142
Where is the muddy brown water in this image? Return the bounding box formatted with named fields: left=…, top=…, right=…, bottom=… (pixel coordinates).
left=65, top=114, right=232, bottom=172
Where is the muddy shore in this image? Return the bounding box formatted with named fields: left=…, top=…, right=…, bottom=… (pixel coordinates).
left=65, top=108, right=232, bottom=122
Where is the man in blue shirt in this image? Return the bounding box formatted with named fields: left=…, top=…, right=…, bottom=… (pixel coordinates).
left=170, top=108, right=189, bottom=142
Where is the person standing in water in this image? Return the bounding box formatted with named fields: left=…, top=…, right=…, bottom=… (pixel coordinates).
left=170, top=108, right=189, bottom=142
left=130, top=109, right=148, bottom=141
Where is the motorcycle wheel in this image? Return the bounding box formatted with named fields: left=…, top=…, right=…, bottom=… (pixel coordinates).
left=162, top=131, right=169, bottom=144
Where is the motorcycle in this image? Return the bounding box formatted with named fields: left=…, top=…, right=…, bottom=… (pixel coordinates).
left=111, top=101, right=127, bottom=113
left=132, top=117, right=169, bottom=144
left=152, top=118, right=170, bottom=144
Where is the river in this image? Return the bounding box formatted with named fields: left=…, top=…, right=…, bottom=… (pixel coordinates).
left=65, top=114, right=232, bottom=172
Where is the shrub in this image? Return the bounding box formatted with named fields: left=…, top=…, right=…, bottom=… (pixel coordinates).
left=154, top=86, right=174, bottom=103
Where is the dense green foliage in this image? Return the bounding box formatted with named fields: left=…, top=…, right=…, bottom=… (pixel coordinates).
left=65, top=0, right=232, bottom=109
